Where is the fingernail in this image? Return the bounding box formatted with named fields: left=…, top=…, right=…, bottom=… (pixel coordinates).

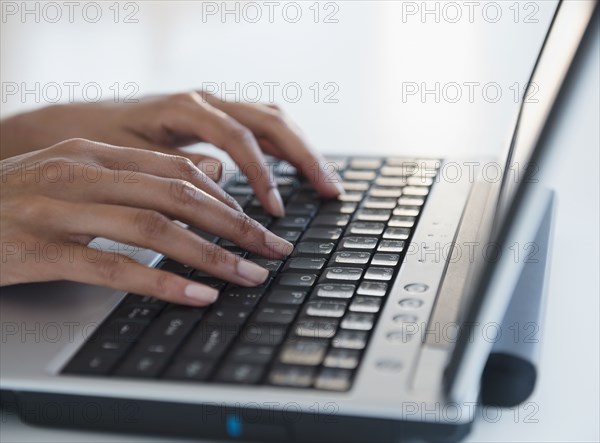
left=333, top=176, right=345, bottom=195
left=267, top=187, right=285, bottom=217
left=236, top=259, right=269, bottom=285
left=184, top=284, right=219, bottom=304
left=264, top=230, right=294, bottom=257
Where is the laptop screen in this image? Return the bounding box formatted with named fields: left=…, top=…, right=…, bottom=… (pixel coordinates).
left=445, top=0, right=598, bottom=396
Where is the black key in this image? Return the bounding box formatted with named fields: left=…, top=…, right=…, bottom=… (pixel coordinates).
left=253, top=215, right=273, bottom=228
left=320, top=201, right=357, bottom=214
left=312, top=214, right=351, bottom=227
left=342, top=181, right=370, bottom=192
left=279, top=340, right=328, bottom=366
left=367, top=187, right=402, bottom=198
left=214, top=363, right=265, bottom=384
left=181, top=324, right=239, bottom=360
left=278, top=186, right=296, bottom=200
left=288, top=190, right=319, bottom=204
left=354, top=208, right=391, bottom=222
left=254, top=305, right=299, bottom=324
left=123, top=294, right=167, bottom=309
left=320, top=267, right=363, bottom=282
left=349, top=158, right=382, bottom=170
left=332, top=330, right=368, bottom=349
left=218, top=288, right=264, bottom=308
left=388, top=216, right=416, bottom=228
left=377, top=240, right=405, bottom=253
left=339, top=237, right=378, bottom=250
left=113, top=350, right=167, bottom=378
left=315, top=368, right=353, bottom=391
left=343, top=170, right=377, bottom=181
left=265, top=289, right=307, bottom=305
left=302, top=227, right=343, bottom=241
left=348, top=222, right=385, bottom=236
left=312, top=283, right=355, bottom=299
left=304, top=300, right=348, bottom=318
left=357, top=281, right=388, bottom=297
left=92, top=320, right=148, bottom=344
left=383, top=227, right=410, bottom=240
left=371, top=253, right=400, bottom=266
left=276, top=273, right=317, bottom=287
left=269, top=365, right=315, bottom=387
left=349, top=296, right=382, bottom=313
left=204, top=305, right=253, bottom=326
left=337, top=193, right=363, bottom=202
left=158, top=259, right=193, bottom=276
left=293, top=242, right=335, bottom=256
left=284, top=257, right=327, bottom=271
left=330, top=251, right=371, bottom=265
left=139, top=311, right=201, bottom=347
left=402, top=186, right=429, bottom=197
left=246, top=258, right=283, bottom=275
left=362, top=197, right=397, bottom=209
left=293, top=318, right=339, bottom=339
left=228, top=344, right=276, bottom=364
left=63, top=346, right=126, bottom=375
left=271, top=216, right=311, bottom=230
left=242, top=324, right=287, bottom=346
left=324, top=349, right=360, bottom=369
left=111, top=305, right=161, bottom=322
left=398, top=197, right=425, bottom=207
left=163, top=357, right=215, bottom=381
left=270, top=229, right=302, bottom=244
left=393, top=206, right=420, bottom=217
left=364, top=267, right=394, bottom=281
left=286, top=202, right=319, bottom=217
left=341, top=313, right=375, bottom=331
left=232, top=194, right=251, bottom=208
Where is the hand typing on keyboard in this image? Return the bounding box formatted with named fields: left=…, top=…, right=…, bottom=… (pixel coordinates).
left=0, top=91, right=344, bottom=214
left=0, top=138, right=297, bottom=305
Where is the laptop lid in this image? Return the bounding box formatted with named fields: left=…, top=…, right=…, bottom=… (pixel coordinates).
left=445, top=0, right=598, bottom=401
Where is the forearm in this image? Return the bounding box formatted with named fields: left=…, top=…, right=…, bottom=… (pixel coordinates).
left=0, top=104, right=116, bottom=160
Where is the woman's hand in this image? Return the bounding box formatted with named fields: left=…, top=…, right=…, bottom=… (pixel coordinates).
left=0, top=138, right=294, bottom=305
left=0, top=92, right=343, bottom=216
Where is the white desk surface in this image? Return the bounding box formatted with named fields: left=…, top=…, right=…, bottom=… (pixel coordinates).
left=1, top=1, right=598, bottom=442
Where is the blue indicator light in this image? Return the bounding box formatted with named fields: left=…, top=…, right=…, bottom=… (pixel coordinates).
left=226, top=414, right=243, bottom=438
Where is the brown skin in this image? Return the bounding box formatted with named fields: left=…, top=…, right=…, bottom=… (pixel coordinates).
left=0, top=92, right=343, bottom=305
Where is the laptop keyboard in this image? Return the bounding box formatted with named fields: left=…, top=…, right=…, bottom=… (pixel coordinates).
left=63, top=157, right=439, bottom=391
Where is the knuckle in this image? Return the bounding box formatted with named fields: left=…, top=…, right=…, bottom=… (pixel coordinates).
left=171, top=156, right=199, bottom=179
left=225, top=124, right=253, bottom=146
left=97, top=255, right=123, bottom=284
left=134, top=210, right=170, bottom=240
left=203, top=243, right=225, bottom=268
left=155, top=271, right=173, bottom=295
left=169, top=92, right=196, bottom=104
left=235, top=212, right=260, bottom=237
left=169, top=179, right=198, bottom=206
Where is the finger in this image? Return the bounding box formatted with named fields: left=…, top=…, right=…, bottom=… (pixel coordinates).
left=59, top=245, right=219, bottom=306
left=60, top=170, right=293, bottom=258
left=59, top=139, right=238, bottom=211
left=168, top=95, right=286, bottom=217
left=51, top=201, right=275, bottom=287
left=201, top=97, right=344, bottom=198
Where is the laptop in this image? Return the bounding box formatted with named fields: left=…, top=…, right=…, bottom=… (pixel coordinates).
left=1, top=1, right=597, bottom=441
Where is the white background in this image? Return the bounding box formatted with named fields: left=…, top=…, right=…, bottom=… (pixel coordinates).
left=1, top=1, right=598, bottom=442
